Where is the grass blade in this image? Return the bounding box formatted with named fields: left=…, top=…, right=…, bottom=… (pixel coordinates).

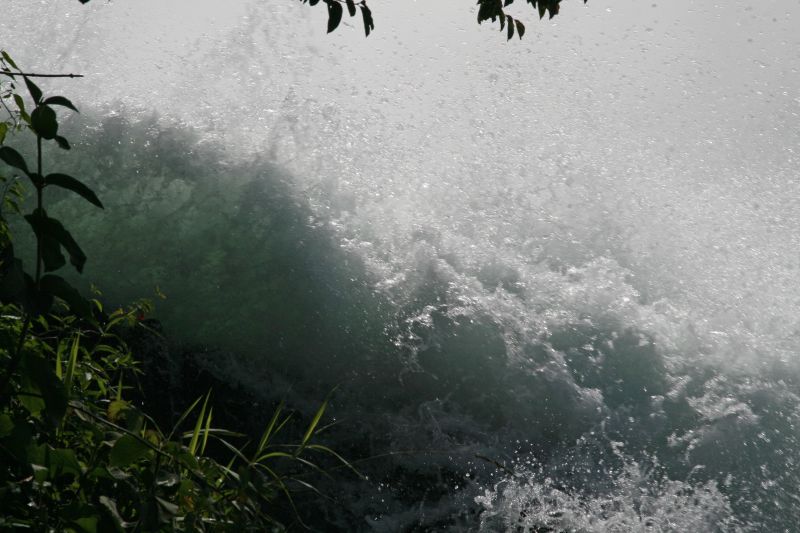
left=188, top=391, right=211, bottom=455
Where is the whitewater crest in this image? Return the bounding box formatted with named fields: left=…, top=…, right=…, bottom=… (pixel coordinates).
left=476, top=458, right=744, bottom=533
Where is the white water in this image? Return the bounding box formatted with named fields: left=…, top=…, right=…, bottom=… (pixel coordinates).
left=3, top=0, right=800, bottom=530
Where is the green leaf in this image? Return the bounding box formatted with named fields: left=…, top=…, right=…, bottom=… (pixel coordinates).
left=31, top=105, right=58, bottom=140
left=326, top=0, right=343, bottom=33
left=24, top=209, right=87, bottom=272
left=73, top=516, right=99, bottom=533
left=0, top=122, right=7, bottom=144
left=12, top=94, right=29, bottom=124
left=23, top=77, right=42, bottom=104
left=45, top=173, right=103, bottom=208
left=47, top=447, right=82, bottom=478
left=345, top=0, right=356, bottom=16
left=0, top=146, right=29, bottom=174
left=1, top=50, right=18, bottom=70
left=107, top=399, right=128, bottom=421
left=297, top=396, right=329, bottom=457
left=109, top=434, right=151, bottom=467
left=188, top=391, right=210, bottom=455
left=43, top=95, right=79, bottom=113
left=0, top=413, right=14, bottom=437
left=257, top=401, right=285, bottom=455
left=41, top=275, right=92, bottom=318
left=360, top=4, right=375, bottom=36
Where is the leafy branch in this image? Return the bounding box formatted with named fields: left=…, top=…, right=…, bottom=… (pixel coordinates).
left=477, top=0, right=589, bottom=40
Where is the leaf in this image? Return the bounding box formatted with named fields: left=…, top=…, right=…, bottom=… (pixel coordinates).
left=200, top=407, right=213, bottom=456
left=99, top=495, right=131, bottom=530
left=360, top=4, right=375, bottom=37
left=54, top=135, right=71, bottom=150
left=73, top=516, right=99, bottom=533
left=345, top=0, right=356, bottom=16
left=21, top=353, right=68, bottom=426
left=297, top=396, right=329, bottom=458
left=504, top=0, right=514, bottom=5
left=326, top=0, right=343, bottom=33
left=188, top=391, right=210, bottom=455
left=12, top=94, right=31, bottom=125
left=31, top=105, right=58, bottom=140
left=40, top=232, right=67, bottom=272
left=0, top=146, right=29, bottom=174
left=108, top=399, right=128, bottom=422
left=45, top=173, right=103, bottom=208
left=24, top=209, right=87, bottom=273
left=0, top=413, right=14, bottom=437
left=41, top=275, right=92, bottom=318
left=257, top=401, right=285, bottom=455
left=43, top=95, right=79, bottom=113
left=515, top=19, right=525, bottom=39
left=1, top=50, right=18, bottom=70
left=0, top=258, right=27, bottom=302
left=47, top=447, right=82, bottom=478
left=63, top=333, right=80, bottom=394
left=309, top=0, right=319, bottom=5
left=507, top=15, right=515, bottom=39
left=109, top=434, right=151, bottom=467
left=155, top=496, right=179, bottom=517
left=23, top=76, right=42, bottom=105
left=0, top=122, right=7, bottom=144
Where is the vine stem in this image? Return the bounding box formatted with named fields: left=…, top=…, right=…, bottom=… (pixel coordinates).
left=0, top=70, right=83, bottom=79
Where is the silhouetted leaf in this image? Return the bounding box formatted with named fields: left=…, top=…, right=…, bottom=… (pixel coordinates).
left=43, top=96, right=79, bottom=113
left=31, top=105, right=58, bottom=140
left=310, top=0, right=320, bottom=5
left=24, top=209, right=86, bottom=273
left=360, top=4, right=375, bottom=37
left=1, top=50, right=18, bottom=70
left=12, top=94, right=30, bottom=124
left=507, top=15, right=515, bottom=39
left=346, top=0, right=356, bottom=16
left=515, top=18, right=525, bottom=38
left=46, top=173, right=103, bottom=208
left=0, top=145, right=29, bottom=174
left=24, top=76, right=42, bottom=104
left=40, top=274, right=92, bottom=318
left=326, top=0, right=343, bottom=33
left=21, top=353, right=68, bottom=426
left=55, top=135, right=71, bottom=150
